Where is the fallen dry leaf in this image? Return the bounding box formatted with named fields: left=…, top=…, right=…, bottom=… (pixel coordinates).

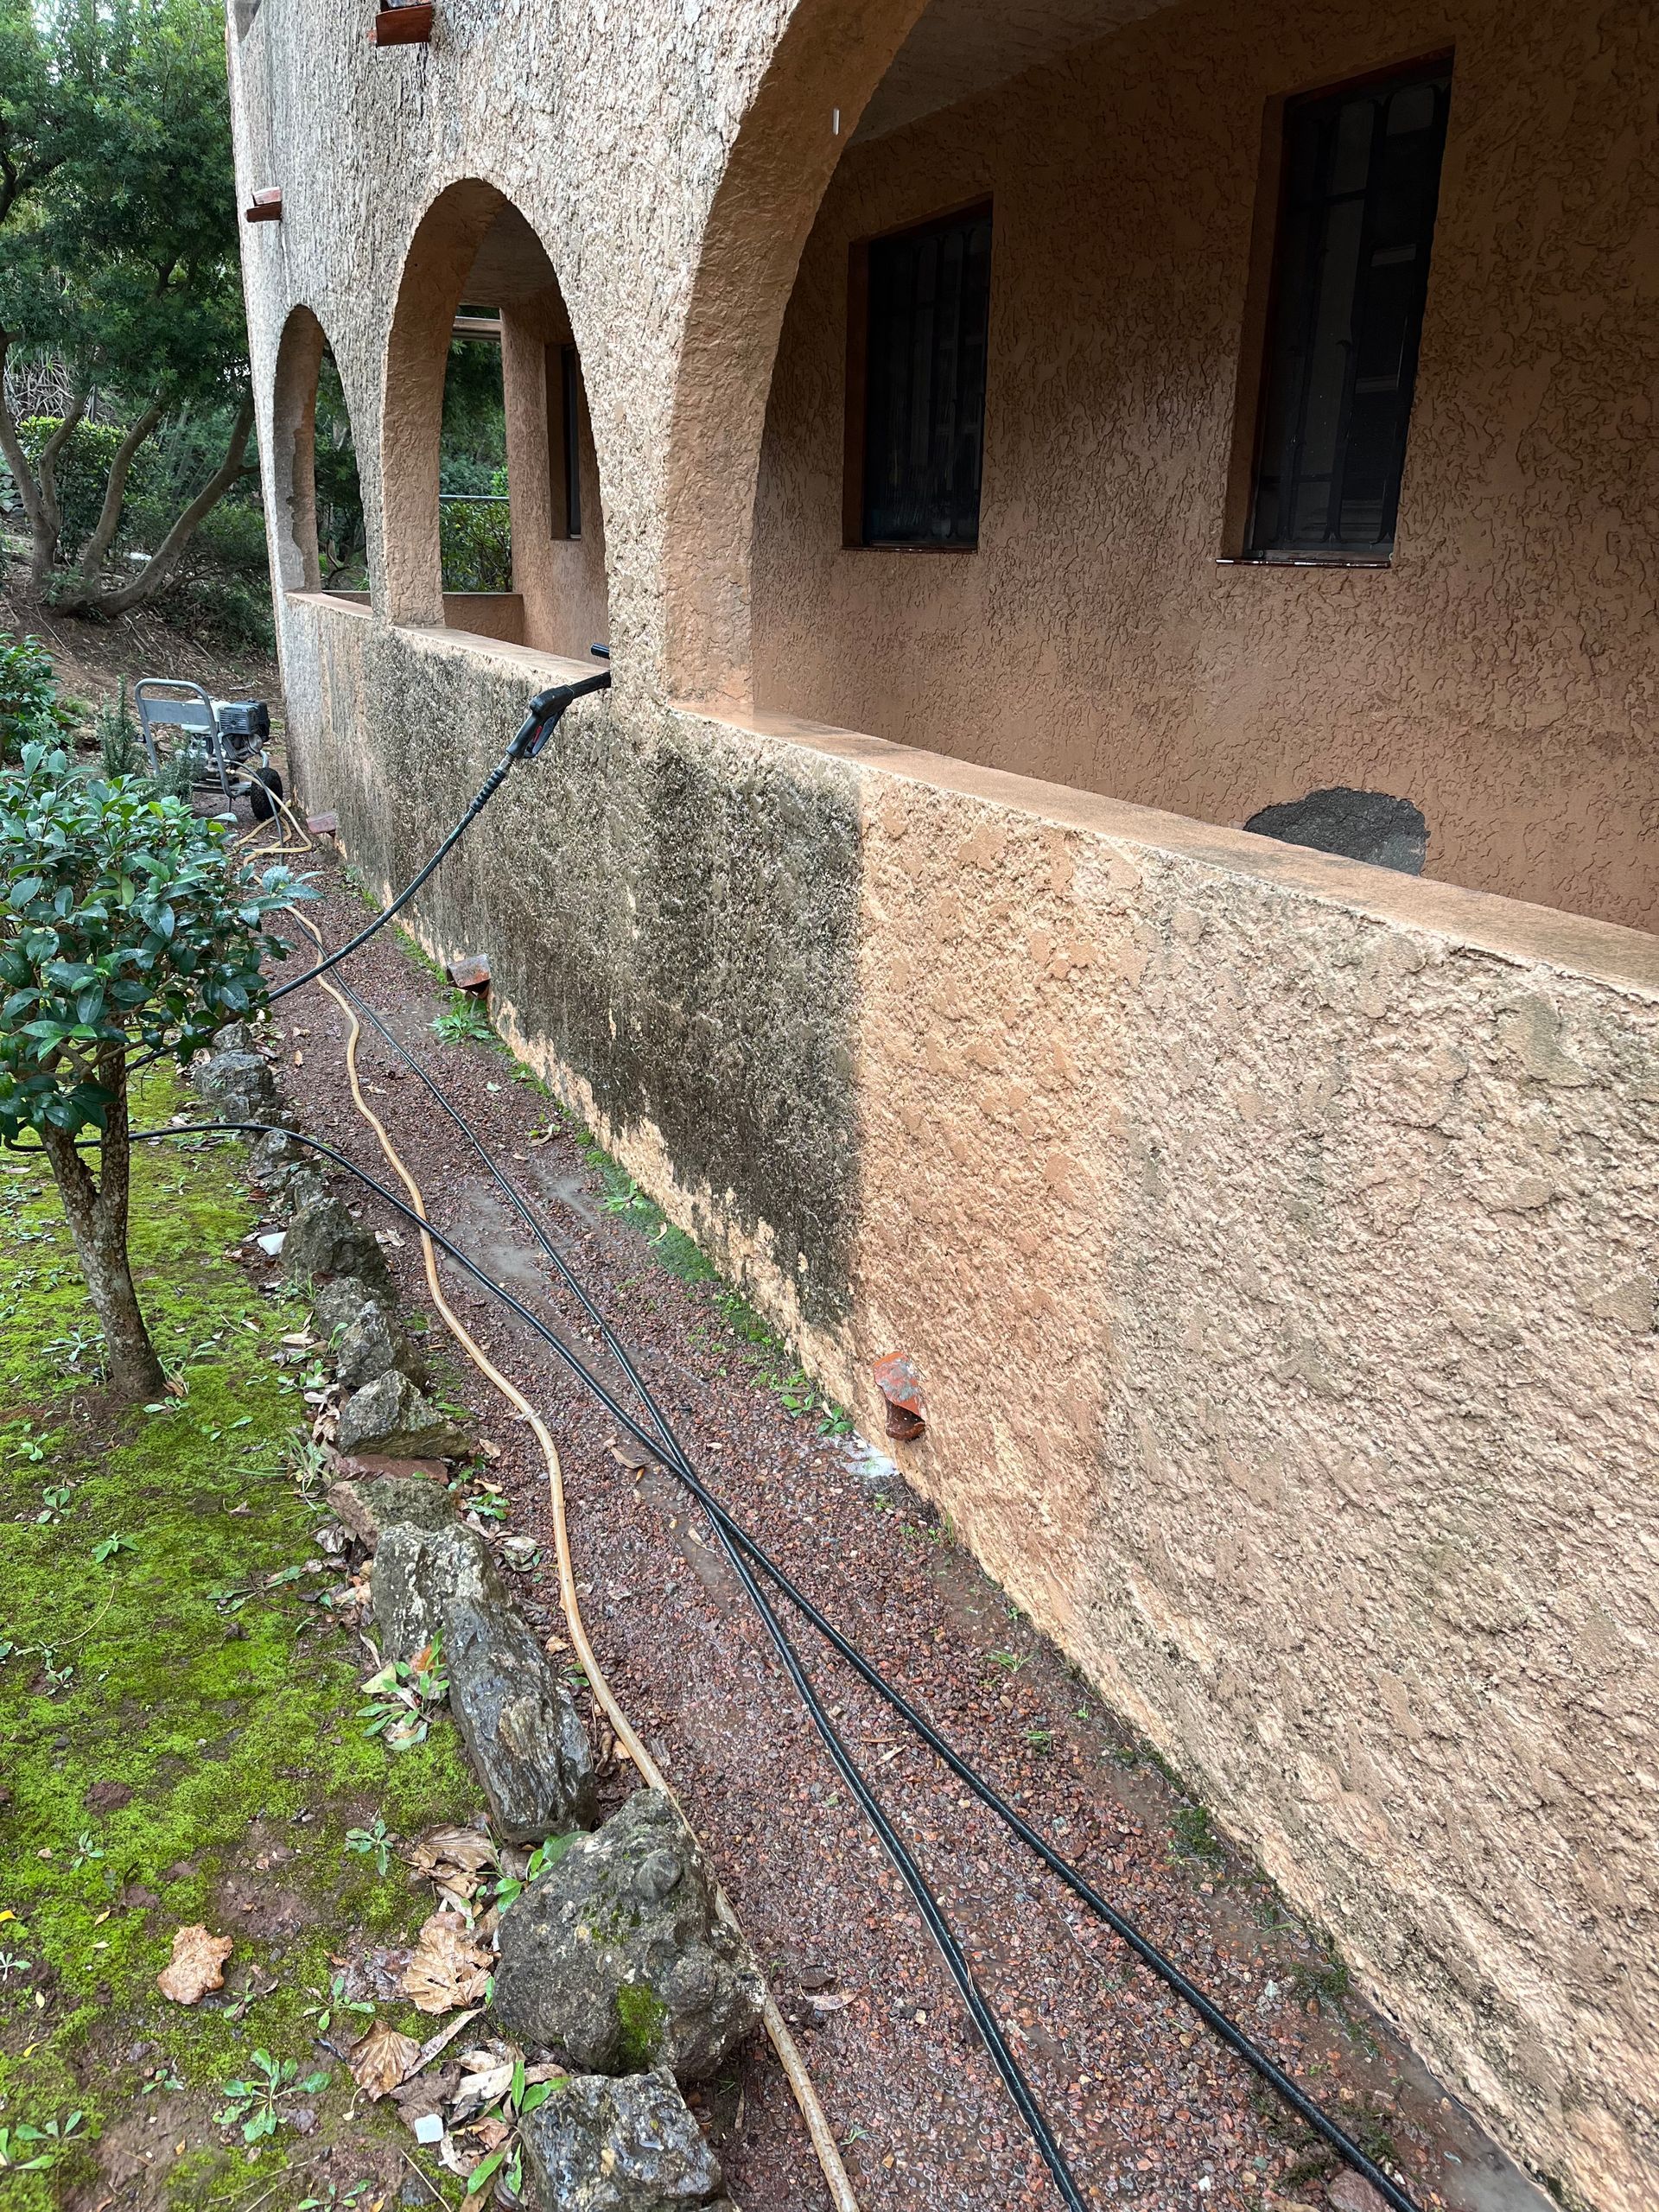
left=157, top=1924, right=233, bottom=2005
left=405, top=1826, right=499, bottom=1878
left=403, top=1911, right=493, bottom=2015
left=350, top=2017, right=423, bottom=2099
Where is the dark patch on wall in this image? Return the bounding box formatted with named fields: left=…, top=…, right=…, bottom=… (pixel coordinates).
left=1243, top=788, right=1427, bottom=875
left=304, top=620, right=861, bottom=1331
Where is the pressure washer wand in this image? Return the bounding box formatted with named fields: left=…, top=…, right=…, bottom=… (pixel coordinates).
left=268, top=669, right=611, bottom=1005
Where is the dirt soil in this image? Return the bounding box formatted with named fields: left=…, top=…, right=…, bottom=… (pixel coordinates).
left=1, top=585, right=283, bottom=719
left=256, top=826, right=1555, bottom=2212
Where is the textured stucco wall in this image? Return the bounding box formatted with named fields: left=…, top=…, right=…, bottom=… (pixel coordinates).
left=230, top=3, right=1659, bottom=2202
left=751, top=0, right=1659, bottom=932
left=278, top=598, right=1659, bottom=2212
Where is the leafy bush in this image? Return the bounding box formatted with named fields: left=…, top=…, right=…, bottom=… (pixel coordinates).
left=0, top=741, right=305, bottom=1393
left=13, top=419, right=126, bottom=560
left=440, top=494, right=512, bottom=594
left=0, top=632, right=70, bottom=766
left=94, top=683, right=143, bottom=779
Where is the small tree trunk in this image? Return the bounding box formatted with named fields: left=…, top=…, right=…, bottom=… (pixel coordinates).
left=0, top=332, right=87, bottom=585
left=75, top=397, right=164, bottom=588
left=59, top=391, right=256, bottom=618
left=39, top=1056, right=165, bottom=1402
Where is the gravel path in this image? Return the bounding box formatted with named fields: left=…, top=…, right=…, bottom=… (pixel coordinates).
left=249, top=844, right=1550, bottom=2212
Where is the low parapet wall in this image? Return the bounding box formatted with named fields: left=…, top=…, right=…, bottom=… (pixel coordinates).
left=280, top=590, right=1659, bottom=2210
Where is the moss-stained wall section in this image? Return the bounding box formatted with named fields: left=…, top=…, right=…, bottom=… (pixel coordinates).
left=291, top=605, right=860, bottom=1336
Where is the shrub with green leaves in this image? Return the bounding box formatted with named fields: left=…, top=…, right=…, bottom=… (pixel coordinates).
left=440, top=494, right=512, bottom=594
left=0, top=632, right=69, bottom=765
left=0, top=742, right=305, bottom=1396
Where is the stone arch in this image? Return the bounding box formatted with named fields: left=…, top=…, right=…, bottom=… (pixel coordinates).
left=381, top=177, right=608, bottom=654
left=662, top=0, right=930, bottom=707
left=269, top=304, right=331, bottom=593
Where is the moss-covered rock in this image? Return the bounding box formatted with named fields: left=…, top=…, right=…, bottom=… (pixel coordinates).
left=443, top=1592, right=597, bottom=1842
left=369, top=1520, right=505, bottom=1657
left=491, top=1789, right=764, bottom=2081
left=335, top=1369, right=469, bottom=1459
left=282, top=1197, right=394, bottom=1298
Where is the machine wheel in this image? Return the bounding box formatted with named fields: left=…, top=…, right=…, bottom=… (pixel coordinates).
left=246, top=766, right=284, bottom=822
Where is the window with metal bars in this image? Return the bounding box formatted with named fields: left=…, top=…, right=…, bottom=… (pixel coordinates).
left=1247, top=63, right=1451, bottom=563
left=858, top=204, right=992, bottom=548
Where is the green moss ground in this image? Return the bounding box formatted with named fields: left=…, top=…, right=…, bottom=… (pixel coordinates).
left=0, top=1077, right=478, bottom=2208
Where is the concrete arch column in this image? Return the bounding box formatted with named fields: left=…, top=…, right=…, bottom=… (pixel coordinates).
left=661, top=0, right=930, bottom=709
left=379, top=175, right=610, bottom=653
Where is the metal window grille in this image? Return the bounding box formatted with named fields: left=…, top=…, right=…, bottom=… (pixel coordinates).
left=861, top=206, right=992, bottom=548
left=1248, top=65, right=1452, bottom=562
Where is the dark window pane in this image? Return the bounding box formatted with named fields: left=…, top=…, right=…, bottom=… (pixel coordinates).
left=861, top=207, right=992, bottom=547
left=562, top=344, right=582, bottom=540
left=1248, top=65, right=1450, bottom=560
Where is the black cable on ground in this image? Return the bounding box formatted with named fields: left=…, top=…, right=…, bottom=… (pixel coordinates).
left=307, top=967, right=1422, bottom=2212
left=98, top=1116, right=1086, bottom=2210
left=113, top=1106, right=1419, bottom=2212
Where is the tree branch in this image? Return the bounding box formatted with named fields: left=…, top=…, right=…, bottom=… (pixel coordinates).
left=61, top=390, right=255, bottom=617
left=0, top=325, right=47, bottom=534
left=0, top=334, right=90, bottom=582
left=75, top=397, right=163, bottom=586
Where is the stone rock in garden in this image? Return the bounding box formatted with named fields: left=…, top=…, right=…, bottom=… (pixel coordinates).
left=283, top=1198, right=396, bottom=1298
left=1325, top=2176, right=1390, bottom=2212
left=518, top=2068, right=726, bottom=2212
left=313, top=1274, right=397, bottom=1341
left=444, top=1594, right=597, bottom=1842
left=492, top=1789, right=765, bottom=2081
left=249, top=1123, right=328, bottom=1217
left=282, top=1168, right=331, bottom=1216
left=249, top=1125, right=308, bottom=1187
left=370, top=1522, right=505, bottom=1661
left=327, top=1475, right=453, bottom=1551
left=193, top=1046, right=283, bottom=1128
left=336, top=1303, right=429, bottom=1393
left=336, top=1370, right=470, bottom=1461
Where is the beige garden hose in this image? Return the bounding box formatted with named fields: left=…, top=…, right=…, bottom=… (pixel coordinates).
left=287, top=910, right=858, bottom=2212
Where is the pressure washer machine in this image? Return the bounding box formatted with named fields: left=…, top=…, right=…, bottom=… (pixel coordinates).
left=134, top=677, right=283, bottom=819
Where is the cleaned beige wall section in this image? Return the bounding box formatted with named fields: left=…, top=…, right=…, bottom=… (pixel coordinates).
left=751, top=0, right=1659, bottom=933
left=838, top=731, right=1659, bottom=2212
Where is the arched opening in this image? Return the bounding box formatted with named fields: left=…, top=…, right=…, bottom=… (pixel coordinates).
left=270, top=306, right=367, bottom=598
left=383, top=181, right=607, bottom=654
left=671, top=0, right=1659, bottom=929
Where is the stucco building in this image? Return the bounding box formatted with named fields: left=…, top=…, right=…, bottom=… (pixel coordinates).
left=227, top=3, right=1657, bottom=2205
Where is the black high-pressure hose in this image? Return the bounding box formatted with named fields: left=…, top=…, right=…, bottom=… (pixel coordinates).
left=125, top=1103, right=1420, bottom=2212
left=308, top=969, right=1422, bottom=2212
left=266, top=671, right=610, bottom=1007
left=114, top=1116, right=1087, bottom=2212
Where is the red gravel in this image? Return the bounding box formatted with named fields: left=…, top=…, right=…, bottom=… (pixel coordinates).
left=251, top=843, right=1551, bottom=2212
